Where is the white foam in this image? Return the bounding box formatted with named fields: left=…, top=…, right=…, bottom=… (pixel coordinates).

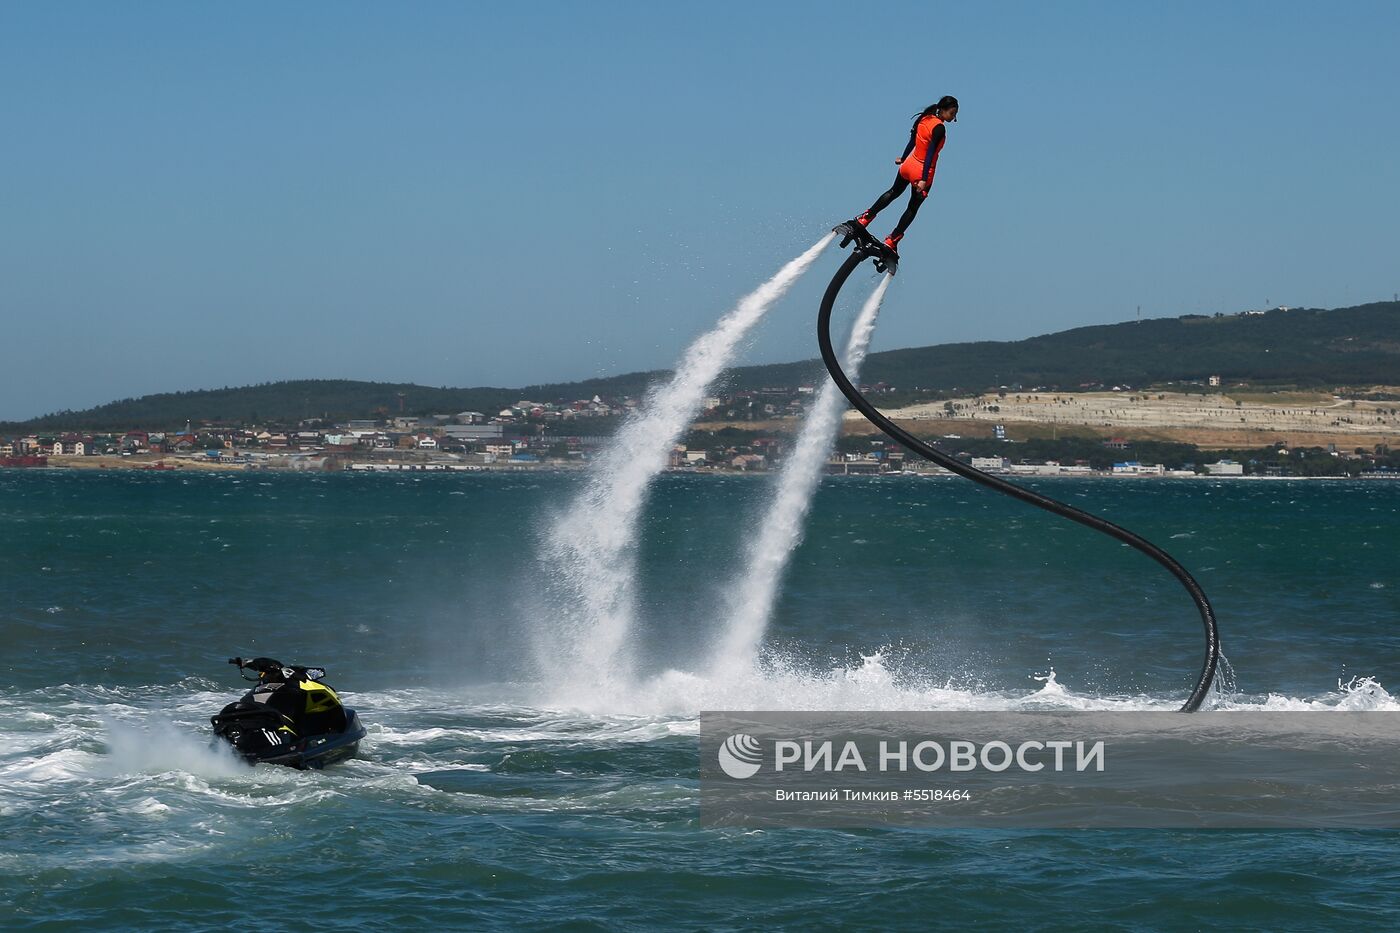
left=1230, top=675, right=1400, bottom=711
left=530, top=651, right=1400, bottom=720
left=0, top=746, right=98, bottom=786
left=128, top=796, right=173, bottom=817
left=0, top=664, right=1389, bottom=832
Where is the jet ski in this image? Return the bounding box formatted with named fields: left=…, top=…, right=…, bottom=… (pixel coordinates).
left=211, top=656, right=366, bottom=769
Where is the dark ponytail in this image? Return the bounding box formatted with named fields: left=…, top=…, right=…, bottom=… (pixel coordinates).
left=912, top=96, right=959, bottom=122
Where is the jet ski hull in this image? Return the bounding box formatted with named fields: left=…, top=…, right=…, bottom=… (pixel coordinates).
left=255, top=709, right=366, bottom=770
left=213, top=708, right=367, bottom=770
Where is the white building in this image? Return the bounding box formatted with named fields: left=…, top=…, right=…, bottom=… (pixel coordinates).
left=971, top=456, right=1008, bottom=472
left=1205, top=459, right=1244, bottom=476
left=1112, top=461, right=1164, bottom=476
left=1008, top=461, right=1062, bottom=476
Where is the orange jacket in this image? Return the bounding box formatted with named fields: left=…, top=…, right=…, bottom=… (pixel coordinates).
left=898, top=115, right=947, bottom=187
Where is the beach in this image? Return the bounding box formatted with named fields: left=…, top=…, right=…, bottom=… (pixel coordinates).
left=849, top=388, right=1400, bottom=449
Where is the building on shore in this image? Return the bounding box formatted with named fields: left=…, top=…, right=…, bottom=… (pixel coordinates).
left=1112, top=461, right=1165, bottom=476
left=1205, top=459, right=1244, bottom=476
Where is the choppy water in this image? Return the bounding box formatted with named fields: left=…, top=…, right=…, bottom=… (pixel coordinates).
left=2, top=470, right=1399, bottom=928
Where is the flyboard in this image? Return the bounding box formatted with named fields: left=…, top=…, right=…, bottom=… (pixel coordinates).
left=819, top=222, right=1220, bottom=712
left=832, top=220, right=899, bottom=275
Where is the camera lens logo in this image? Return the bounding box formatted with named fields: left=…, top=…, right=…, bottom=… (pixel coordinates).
left=717, top=733, right=763, bottom=779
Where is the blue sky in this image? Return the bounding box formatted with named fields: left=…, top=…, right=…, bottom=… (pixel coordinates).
left=2, top=1, right=1397, bottom=420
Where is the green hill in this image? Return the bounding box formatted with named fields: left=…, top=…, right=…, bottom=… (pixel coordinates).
left=725, top=301, right=1400, bottom=394
left=853, top=301, right=1400, bottom=392
left=0, top=377, right=662, bottom=434
left=7, top=301, right=1397, bottom=432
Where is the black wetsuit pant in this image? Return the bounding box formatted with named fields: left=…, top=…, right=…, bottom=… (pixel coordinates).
left=862, top=174, right=927, bottom=240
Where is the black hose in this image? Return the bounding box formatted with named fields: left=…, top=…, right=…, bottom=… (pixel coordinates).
left=818, top=250, right=1219, bottom=711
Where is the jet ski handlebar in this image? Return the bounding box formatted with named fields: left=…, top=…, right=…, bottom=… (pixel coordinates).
left=229, top=656, right=278, bottom=671
left=228, top=656, right=328, bottom=682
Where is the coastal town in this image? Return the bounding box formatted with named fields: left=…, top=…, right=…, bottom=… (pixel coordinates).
left=4, top=381, right=1398, bottom=479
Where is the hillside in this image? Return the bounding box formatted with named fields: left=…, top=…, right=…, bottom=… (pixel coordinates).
left=851, top=301, right=1400, bottom=393
left=7, top=302, right=1397, bottom=432
left=3, top=375, right=665, bottom=434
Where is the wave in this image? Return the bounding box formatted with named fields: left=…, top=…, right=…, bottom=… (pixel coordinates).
left=0, top=664, right=1394, bottom=870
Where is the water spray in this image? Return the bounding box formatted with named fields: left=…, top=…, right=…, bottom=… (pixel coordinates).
left=713, top=275, right=890, bottom=670
left=543, top=234, right=836, bottom=687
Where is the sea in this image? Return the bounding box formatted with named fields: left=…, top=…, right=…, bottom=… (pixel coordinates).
left=2, top=469, right=1398, bottom=929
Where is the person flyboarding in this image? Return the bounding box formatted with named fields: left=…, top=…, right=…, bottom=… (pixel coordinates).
left=850, top=96, right=958, bottom=255
left=820, top=93, right=1221, bottom=711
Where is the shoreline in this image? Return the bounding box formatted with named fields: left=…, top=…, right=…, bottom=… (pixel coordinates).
left=5, top=456, right=1395, bottom=481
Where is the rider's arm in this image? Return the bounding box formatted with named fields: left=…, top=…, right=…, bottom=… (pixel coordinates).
left=899, top=123, right=917, bottom=162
